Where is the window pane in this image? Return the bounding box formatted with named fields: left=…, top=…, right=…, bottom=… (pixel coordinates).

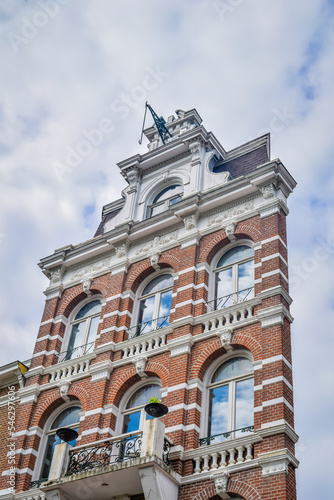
left=212, top=357, right=253, bottom=383
left=87, top=315, right=99, bottom=345
left=51, top=406, right=81, bottom=429
left=126, top=384, right=161, bottom=409
left=75, top=300, right=101, bottom=320
left=216, top=268, right=233, bottom=307
left=66, top=322, right=85, bottom=358
left=158, top=290, right=172, bottom=324
left=142, top=274, right=173, bottom=295
left=238, top=260, right=254, bottom=297
left=138, top=296, right=155, bottom=333
left=209, top=385, right=229, bottom=440
left=153, top=185, right=183, bottom=204
left=235, top=378, right=254, bottom=435
left=40, top=434, right=57, bottom=480
left=169, top=195, right=182, bottom=206
left=150, top=203, right=165, bottom=216
left=122, top=411, right=141, bottom=433
left=217, top=246, right=254, bottom=268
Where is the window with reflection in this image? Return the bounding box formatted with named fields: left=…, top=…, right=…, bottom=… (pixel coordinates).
left=208, top=357, right=254, bottom=442
left=215, top=245, right=254, bottom=309
left=136, top=274, right=173, bottom=335
left=64, top=300, right=102, bottom=360
left=40, top=406, right=80, bottom=481
left=148, top=184, right=183, bottom=217
left=122, top=384, right=161, bottom=434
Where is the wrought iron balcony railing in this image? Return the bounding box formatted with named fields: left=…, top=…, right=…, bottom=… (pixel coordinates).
left=124, top=314, right=170, bottom=340
left=206, top=287, right=254, bottom=313
left=199, top=425, right=254, bottom=446
left=56, top=341, right=95, bottom=363
left=67, top=433, right=142, bottom=475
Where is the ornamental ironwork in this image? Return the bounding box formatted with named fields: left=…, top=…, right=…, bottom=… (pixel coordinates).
left=199, top=425, right=254, bottom=446
left=57, top=341, right=95, bottom=362
left=206, top=287, right=254, bottom=312
left=163, top=437, right=171, bottom=465
left=67, top=434, right=142, bottom=475
left=124, top=314, right=170, bottom=340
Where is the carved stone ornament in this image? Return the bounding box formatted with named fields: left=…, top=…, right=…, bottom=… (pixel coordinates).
left=82, top=278, right=92, bottom=294
left=208, top=201, right=255, bottom=228
left=183, top=214, right=197, bottom=231
left=132, top=356, right=147, bottom=378
left=58, top=382, right=71, bottom=400
left=261, top=184, right=275, bottom=199
left=50, top=267, right=64, bottom=285
left=224, top=222, right=236, bottom=240
left=115, top=243, right=128, bottom=259
left=211, top=472, right=230, bottom=498
left=136, top=231, right=178, bottom=256
left=123, top=166, right=140, bottom=188
left=189, top=140, right=201, bottom=156
left=150, top=252, right=160, bottom=268
left=71, top=257, right=111, bottom=280
left=218, top=329, right=233, bottom=350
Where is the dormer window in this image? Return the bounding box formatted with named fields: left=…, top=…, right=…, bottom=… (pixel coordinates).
left=148, top=184, right=183, bottom=217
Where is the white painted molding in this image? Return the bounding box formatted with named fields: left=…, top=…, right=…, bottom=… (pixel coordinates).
left=168, top=334, right=194, bottom=357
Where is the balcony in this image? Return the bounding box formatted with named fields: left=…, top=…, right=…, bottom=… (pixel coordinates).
left=34, top=418, right=179, bottom=500
left=206, top=287, right=255, bottom=313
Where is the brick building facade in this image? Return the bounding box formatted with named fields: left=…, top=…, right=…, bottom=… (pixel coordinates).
left=0, top=108, right=298, bottom=500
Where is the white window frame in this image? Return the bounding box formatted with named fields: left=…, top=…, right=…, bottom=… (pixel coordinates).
left=130, top=271, right=175, bottom=334
left=146, top=183, right=183, bottom=218
left=32, top=402, right=81, bottom=481
left=115, top=378, right=162, bottom=438
left=62, top=296, right=102, bottom=358
left=200, top=351, right=254, bottom=441
left=207, top=240, right=255, bottom=305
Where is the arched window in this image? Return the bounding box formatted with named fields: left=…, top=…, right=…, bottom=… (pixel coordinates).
left=133, top=274, right=173, bottom=337
left=40, top=405, right=81, bottom=481
left=215, top=245, right=254, bottom=309
left=207, top=357, right=254, bottom=442
left=148, top=184, right=183, bottom=217
left=122, top=383, right=161, bottom=434
left=63, top=299, right=102, bottom=361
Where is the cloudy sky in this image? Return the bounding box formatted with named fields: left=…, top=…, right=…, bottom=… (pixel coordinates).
left=1, top=0, right=334, bottom=497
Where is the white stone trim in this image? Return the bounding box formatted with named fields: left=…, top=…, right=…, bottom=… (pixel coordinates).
left=80, top=427, right=115, bottom=437
left=176, top=282, right=208, bottom=293
left=8, top=448, right=38, bottom=457
left=168, top=402, right=201, bottom=413
left=31, top=350, right=58, bottom=358
left=262, top=354, right=292, bottom=370
left=2, top=467, right=34, bottom=476
left=177, top=266, right=196, bottom=276
left=255, top=397, right=294, bottom=413
left=165, top=380, right=203, bottom=394
left=12, top=427, right=43, bottom=439
left=165, top=423, right=200, bottom=434
left=261, top=252, right=288, bottom=267
left=174, top=298, right=205, bottom=309
left=262, top=376, right=293, bottom=391
left=261, top=235, right=287, bottom=249
left=35, top=334, right=63, bottom=343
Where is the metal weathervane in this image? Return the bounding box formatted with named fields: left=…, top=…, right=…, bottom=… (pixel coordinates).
left=139, top=102, right=172, bottom=145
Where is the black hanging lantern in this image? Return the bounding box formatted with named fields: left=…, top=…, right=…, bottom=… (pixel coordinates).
left=56, top=428, right=78, bottom=443
left=145, top=402, right=168, bottom=418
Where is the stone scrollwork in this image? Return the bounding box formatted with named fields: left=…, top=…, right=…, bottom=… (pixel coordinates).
left=132, top=356, right=148, bottom=378
left=208, top=201, right=255, bottom=228
left=50, top=266, right=65, bottom=285
left=136, top=231, right=179, bottom=256
left=211, top=472, right=230, bottom=498
left=261, top=183, right=275, bottom=199
left=71, top=257, right=111, bottom=281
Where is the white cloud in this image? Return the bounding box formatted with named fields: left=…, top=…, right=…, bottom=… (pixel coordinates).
left=1, top=0, right=333, bottom=496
